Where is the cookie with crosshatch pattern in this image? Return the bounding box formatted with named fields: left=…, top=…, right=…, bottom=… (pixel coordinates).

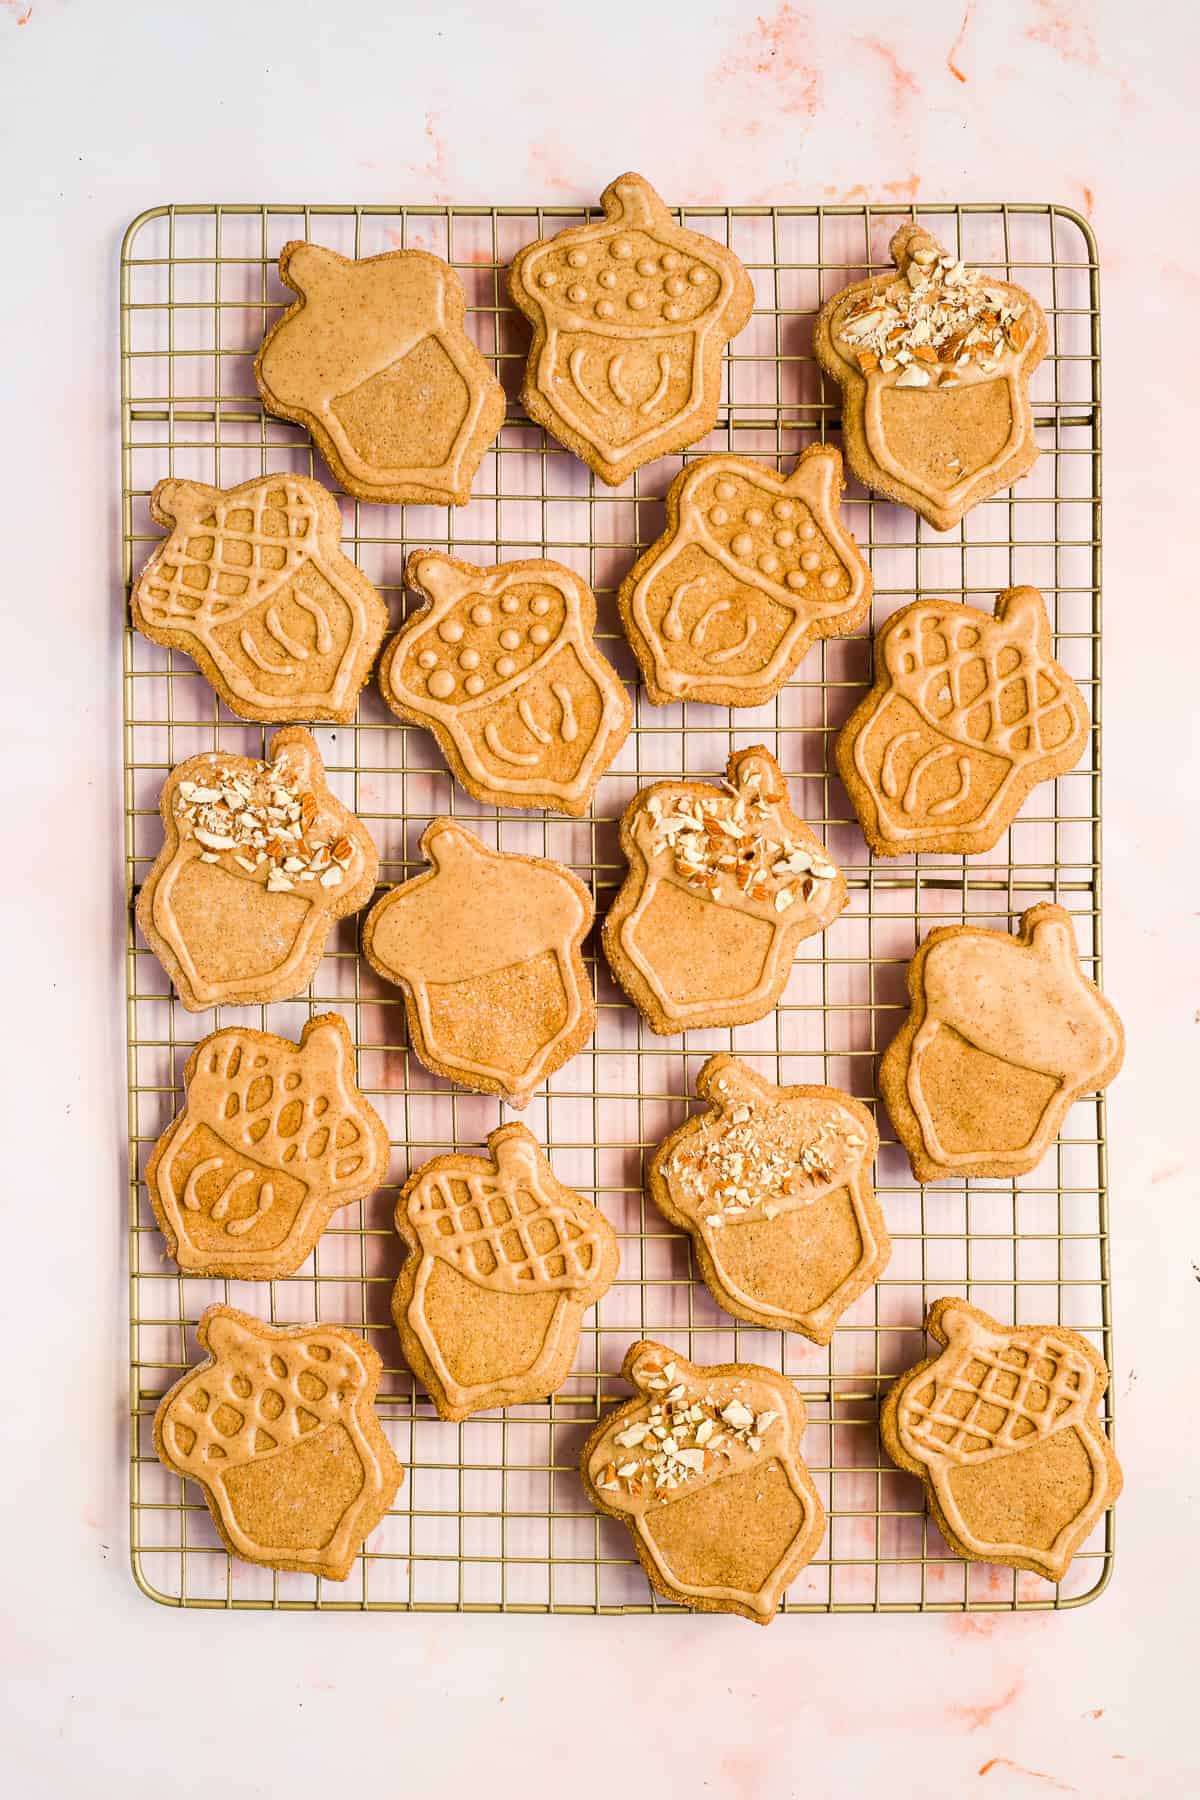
left=378, top=550, right=631, bottom=816
left=581, top=1341, right=825, bottom=1622
left=131, top=474, right=388, bottom=724
left=155, top=1306, right=402, bottom=1581
left=881, top=1299, right=1122, bottom=1581
left=255, top=241, right=505, bottom=505
left=618, top=445, right=871, bottom=706
left=392, top=1124, right=618, bottom=1421
left=835, top=587, right=1089, bottom=857
left=648, top=1055, right=888, bottom=1344
left=145, top=1014, right=389, bottom=1280
left=508, top=172, right=755, bottom=486
left=880, top=903, right=1124, bottom=1184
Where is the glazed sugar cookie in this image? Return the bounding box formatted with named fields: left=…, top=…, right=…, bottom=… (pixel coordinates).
left=131, top=475, right=388, bottom=724
left=649, top=1055, right=887, bottom=1345
left=136, top=726, right=378, bottom=1012
left=619, top=445, right=871, bottom=707
left=509, top=172, right=754, bottom=486
left=393, top=1123, right=618, bottom=1421
left=155, top=1306, right=402, bottom=1581
left=378, top=551, right=631, bottom=816
left=814, top=225, right=1047, bottom=530
left=255, top=242, right=505, bottom=506
left=836, top=587, right=1089, bottom=857
left=582, top=1341, right=825, bottom=1623
left=146, top=1014, right=389, bottom=1280
left=362, top=818, right=595, bottom=1107
left=602, top=746, right=847, bottom=1035
left=880, top=904, right=1124, bottom=1183
left=882, top=1299, right=1121, bottom=1581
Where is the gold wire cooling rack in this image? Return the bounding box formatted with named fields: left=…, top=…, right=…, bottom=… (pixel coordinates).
left=122, top=198, right=1111, bottom=1613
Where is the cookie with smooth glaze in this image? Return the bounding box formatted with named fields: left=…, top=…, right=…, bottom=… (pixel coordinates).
left=136, top=726, right=379, bottom=1012
left=619, top=445, right=870, bottom=706
left=378, top=551, right=631, bottom=816
left=255, top=242, right=505, bottom=506
left=393, top=1124, right=618, bottom=1421
left=146, top=1014, right=389, bottom=1280
left=509, top=172, right=754, bottom=486
left=155, top=1305, right=402, bottom=1581
left=602, top=746, right=847, bottom=1035
left=582, top=1340, right=825, bottom=1623
left=880, top=904, right=1124, bottom=1183
left=836, top=587, right=1089, bottom=856
left=131, top=475, right=388, bottom=724
left=649, top=1055, right=887, bottom=1344
left=362, top=818, right=595, bottom=1108
left=814, top=225, right=1048, bottom=530
left=882, top=1299, right=1121, bottom=1582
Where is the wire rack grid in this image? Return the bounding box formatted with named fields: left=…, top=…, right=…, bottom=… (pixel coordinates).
left=122, top=196, right=1111, bottom=1614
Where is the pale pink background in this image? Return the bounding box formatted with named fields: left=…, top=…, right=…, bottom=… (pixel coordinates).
left=1, top=1, right=1196, bottom=1795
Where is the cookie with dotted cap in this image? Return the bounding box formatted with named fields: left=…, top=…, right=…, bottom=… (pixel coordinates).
left=131, top=474, right=388, bottom=724
left=378, top=551, right=631, bottom=816
left=255, top=242, right=504, bottom=506
left=392, top=1124, right=619, bottom=1421
left=602, top=746, right=847, bottom=1035
left=155, top=1305, right=403, bottom=1582
left=882, top=1299, right=1121, bottom=1581
left=581, top=1340, right=825, bottom=1623
left=814, top=225, right=1048, bottom=530
left=361, top=818, right=595, bottom=1108
left=145, top=1014, right=389, bottom=1280
left=509, top=172, right=755, bottom=486
left=880, top=904, right=1124, bottom=1183
left=649, top=1055, right=888, bottom=1344
left=136, top=726, right=379, bottom=1012
left=619, top=445, right=871, bottom=706
left=835, top=588, right=1089, bottom=857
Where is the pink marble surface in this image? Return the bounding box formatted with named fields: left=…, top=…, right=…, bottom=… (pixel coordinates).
left=1, top=1, right=1196, bottom=1795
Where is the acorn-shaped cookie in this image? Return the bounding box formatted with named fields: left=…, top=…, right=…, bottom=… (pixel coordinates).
left=650, top=1055, right=888, bottom=1344
left=362, top=819, right=595, bottom=1107
left=136, top=726, right=379, bottom=1011
left=155, top=1306, right=403, bottom=1581
left=836, top=588, right=1089, bottom=856
left=378, top=551, right=631, bottom=816
left=602, top=746, right=847, bottom=1034
left=882, top=1299, right=1121, bottom=1581
left=509, top=172, right=755, bottom=486
left=393, top=1124, right=619, bottom=1421
left=131, top=475, right=389, bottom=724
left=146, top=1014, right=389, bottom=1279
left=815, top=226, right=1048, bottom=530
left=582, top=1341, right=825, bottom=1623
left=255, top=242, right=505, bottom=505
left=880, top=904, right=1124, bottom=1182
left=619, top=445, right=870, bottom=707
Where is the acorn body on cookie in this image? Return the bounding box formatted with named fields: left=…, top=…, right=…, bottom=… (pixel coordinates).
left=620, top=445, right=870, bottom=706
left=393, top=1124, right=618, bottom=1421
left=880, top=904, right=1124, bottom=1182
left=602, top=746, right=847, bottom=1034
left=136, top=726, right=379, bottom=1011
left=650, top=1055, right=888, bottom=1344
left=131, top=475, right=388, bottom=724
left=155, top=1306, right=402, bottom=1581
left=509, top=173, right=755, bottom=486
left=882, top=1299, right=1121, bottom=1581
left=379, top=551, right=631, bottom=816
left=362, top=818, right=595, bottom=1107
left=582, top=1341, right=825, bottom=1622
left=815, top=226, right=1047, bottom=530
left=255, top=242, right=505, bottom=506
